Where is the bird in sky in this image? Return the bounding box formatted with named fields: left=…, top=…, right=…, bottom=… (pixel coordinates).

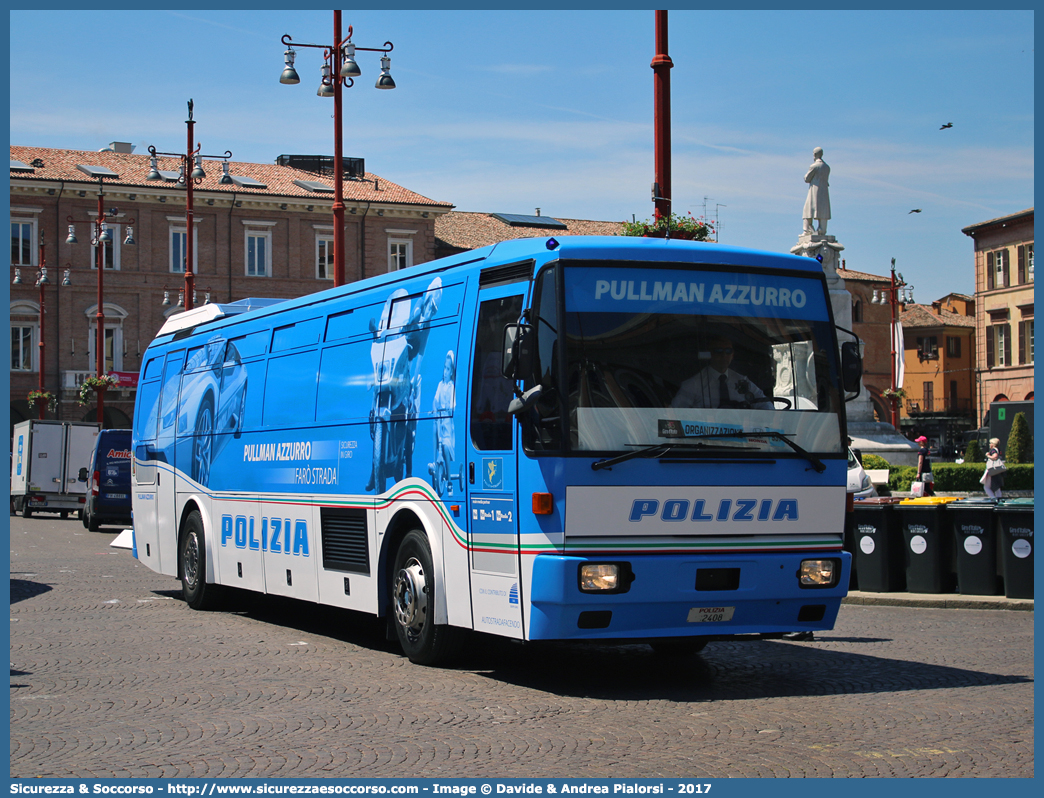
left=909, top=209, right=922, bottom=214
left=940, top=122, right=953, bottom=129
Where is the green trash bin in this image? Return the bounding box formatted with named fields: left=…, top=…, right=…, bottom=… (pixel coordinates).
left=996, top=498, right=1034, bottom=599
left=947, top=498, right=1002, bottom=595
left=852, top=497, right=905, bottom=592
left=899, top=497, right=959, bottom=594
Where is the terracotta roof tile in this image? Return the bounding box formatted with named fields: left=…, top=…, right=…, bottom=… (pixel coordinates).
left=900, top=303, right=975, bottom=328
left=435, top=211, right=624, bottom=251
left=10, top=145, right=452, bottom=209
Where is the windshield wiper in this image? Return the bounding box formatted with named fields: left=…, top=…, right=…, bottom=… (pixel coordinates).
left=591, top=441, right=756, bottom=471
left=684, top=431, right=826, bottom=473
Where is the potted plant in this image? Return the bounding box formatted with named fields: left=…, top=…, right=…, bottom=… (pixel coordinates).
left=78, top=374, right=120, bottom=406
left=621, top=212, right=715, bottom=241
left=882, top=387, right=906, bottom=402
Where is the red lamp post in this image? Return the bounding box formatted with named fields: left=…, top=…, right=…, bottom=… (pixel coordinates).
left=13, top=234, right=69, bottom=419
left=651, top=10, right=673, bottom=225
left=66, top=177, right=135, bottom=425
left=147, top=100, right=232, bottom=311
left=279, top=11, right=396, bottom=287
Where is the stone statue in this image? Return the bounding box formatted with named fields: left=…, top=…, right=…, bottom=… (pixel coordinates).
left=802, top=147, right=830, bottom=235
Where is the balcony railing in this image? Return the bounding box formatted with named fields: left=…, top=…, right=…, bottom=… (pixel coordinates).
left=905, top=397, right=973, bottom=416
left=61, top=370, right=137, bottom=397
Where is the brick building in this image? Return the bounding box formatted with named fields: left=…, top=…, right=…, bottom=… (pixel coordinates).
left=961, top=208, right=1034, bottom=411
left=9, top=145, right=452, bottom=433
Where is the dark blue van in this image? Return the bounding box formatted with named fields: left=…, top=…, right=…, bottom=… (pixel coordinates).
left=80, top=429, right=133, bottom=531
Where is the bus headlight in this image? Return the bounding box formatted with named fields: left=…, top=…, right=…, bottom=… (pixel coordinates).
left=578, top=562, right=633, bottom=594
left=798, top=559, right=840, bottom=588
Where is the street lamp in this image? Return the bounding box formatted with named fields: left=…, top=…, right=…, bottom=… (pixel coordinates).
left=12, top=234, right=69, bottom=419
left=280, top=11, right=396, bottom=287
left=871, top=257, right=914, bottom=428
left=147, top=99, right=232, bottom=312
left=66, top=176, right=135, bottom=425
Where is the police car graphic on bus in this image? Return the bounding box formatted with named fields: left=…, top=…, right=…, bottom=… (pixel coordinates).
left=131, top=236, right=862, bottom=665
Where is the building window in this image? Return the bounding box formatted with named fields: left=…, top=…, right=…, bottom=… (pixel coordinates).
left=852, top=298, right=863, bottom=323
left=1019, top=319, right=1034, bottom=365
left=388, top=239, right=413, bottom=272
left=946, top=336, right=961, bottom=357
left=1018, top=243, right=1034, bottom=283
left=316, top=234, right=334, bottom=280
left=84, top=305, right=127, bottom=373
left=922, top=381, right=934, bottom=413
left=917, top=336, right=938, bottom=361
left=246, top=230, right=271, bottom=277
left=988, top=323, right=1012, bottom=368
left=169, top=227, right=198, bottom=274
left=91, top=223, right=122, bottom=270
left=11, top=219, right=36, bottom=267
left=11, top=324, right=35, bottom=371
left=987, top=248, right=1008, bottom=290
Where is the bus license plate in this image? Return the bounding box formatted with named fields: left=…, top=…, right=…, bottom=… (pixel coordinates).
left=107, top=493, right=127, bottom=499
left=687, top=606, right=735, bottom=623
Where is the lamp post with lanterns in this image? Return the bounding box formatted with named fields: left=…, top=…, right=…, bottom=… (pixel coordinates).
left=65, top=175, right=135, bottom=425
left=279, top=11, right=396, bottom=287
left=147, top=99, right=232, bottom=311
left=12, top=235, right=71, bottom=419
left=871, top=258, right=914, bottom=428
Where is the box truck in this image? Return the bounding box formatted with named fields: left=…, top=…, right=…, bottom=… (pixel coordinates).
left=11, top=420, right=100, bottom=518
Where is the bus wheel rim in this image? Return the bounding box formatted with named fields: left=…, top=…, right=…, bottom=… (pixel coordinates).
left=393, top=558, right=427, bottom=640
left=184, top=531, right=200, bottom=588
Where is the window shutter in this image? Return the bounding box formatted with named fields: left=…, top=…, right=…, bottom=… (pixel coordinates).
left=1003, top=323, right=1013, bottom=365
left=1018, top=246, right=1026, bottom=284
left=986, top=251, right=994, bottom=290
left=1002, top=251, right=1010, bottom=287
left=986, top=326, right=994, bottom=368
left=1019, top=322, right=1026, bottom=364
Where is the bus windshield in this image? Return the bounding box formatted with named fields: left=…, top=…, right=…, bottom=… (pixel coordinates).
left=558, top=263, right=843, bottom=456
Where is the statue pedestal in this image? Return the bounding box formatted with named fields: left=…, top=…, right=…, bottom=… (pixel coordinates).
left=791, top=234, right=918, bottom=465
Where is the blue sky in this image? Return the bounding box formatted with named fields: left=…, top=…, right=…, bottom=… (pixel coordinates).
left=9, top=8, right=1035, bottom=304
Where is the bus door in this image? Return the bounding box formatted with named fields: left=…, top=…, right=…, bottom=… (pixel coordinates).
left=465, top=278, right=529, bottom=639
left=149, top=349, right=185, bottom=575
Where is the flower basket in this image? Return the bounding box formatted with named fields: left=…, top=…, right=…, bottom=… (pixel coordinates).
left=882, top=388, right=906, bottom=402
left=78, top=374, right=120, bottom=406
left=27, top=390, right=57, bottom=413
left=622, top=212, right=715, bottom=241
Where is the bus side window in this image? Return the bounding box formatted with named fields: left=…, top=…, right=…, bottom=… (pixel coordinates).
left=470, top=295, right=524, bottom=451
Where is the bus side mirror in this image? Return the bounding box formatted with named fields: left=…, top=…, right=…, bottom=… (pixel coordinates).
left=502, top=323, right=532, bottom=381
left=840, top=341, right=862, bottom=393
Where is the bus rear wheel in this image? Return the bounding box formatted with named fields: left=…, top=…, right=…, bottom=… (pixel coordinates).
left=179, top=509, right=224, bottom=610
left=391, top=530, right=461, bottom=665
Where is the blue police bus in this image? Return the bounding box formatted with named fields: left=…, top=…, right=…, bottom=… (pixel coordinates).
left=131, top=236, right=861, bottom=665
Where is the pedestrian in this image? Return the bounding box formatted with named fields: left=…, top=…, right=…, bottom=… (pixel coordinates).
left=982, top=438, right=1005, bottom=499
left=914, top=435, right=934, bottom=496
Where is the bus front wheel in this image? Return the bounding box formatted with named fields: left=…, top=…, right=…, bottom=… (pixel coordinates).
left=391, top=530, right=461, bottom=666
left=179, top=509, right=224, bottom=611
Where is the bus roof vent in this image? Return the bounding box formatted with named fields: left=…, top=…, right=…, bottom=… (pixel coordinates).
left=157, top=297, right=286, bottom=336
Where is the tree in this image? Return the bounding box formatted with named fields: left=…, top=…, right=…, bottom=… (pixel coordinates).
left=964, top=439, right=983, bottom=463
left=1005, top=412, right=1033, bottom=464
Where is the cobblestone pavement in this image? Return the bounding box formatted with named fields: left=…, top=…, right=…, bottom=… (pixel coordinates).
left=9, top=514, right=1034, bottom=779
